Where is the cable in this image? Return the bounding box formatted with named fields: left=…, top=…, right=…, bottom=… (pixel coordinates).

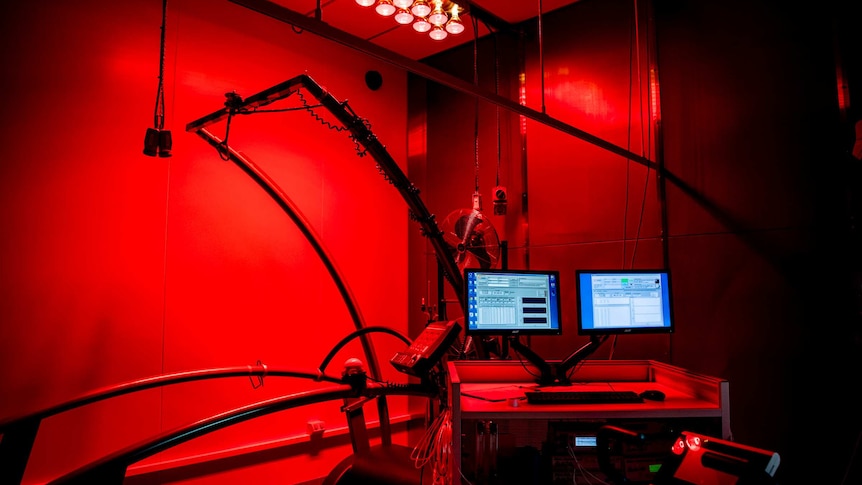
left=316, top=326, right=411, bottom=377
left=628, top=4, right=649, bottom=269
left=494, top=33, right=501, bottom=188
left=840, top=426, right=862, bottom=485
left=626, top=0, right=654, bottom=270
left=472, top=15, right=481, bottom=196
left=411, top=406, right=453, bottom=484
left=154, top=0, right=167, bottom=131
left=567, top=436, right=611, bottom=484
left=143, top=0, right=172, bottom=157
left=509, top=339, right=542, bottom=382
left=538, top=0, right=545, bottom=114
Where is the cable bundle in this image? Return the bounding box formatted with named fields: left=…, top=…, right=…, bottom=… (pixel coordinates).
left=411, top=407, right=452, bottom=484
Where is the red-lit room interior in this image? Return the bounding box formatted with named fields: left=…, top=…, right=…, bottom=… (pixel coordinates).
left=0, top=0, right=860, bottom=484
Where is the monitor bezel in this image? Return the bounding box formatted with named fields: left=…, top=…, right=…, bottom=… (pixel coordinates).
left=463, top=267, right=563, bottom=336
left=575, top=268, right=675, bottom=336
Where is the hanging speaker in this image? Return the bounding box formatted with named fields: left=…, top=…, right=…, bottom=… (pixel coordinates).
left=143, top=128, right=160, bottom=157
left=365, top=70, right=383, bottom=91
left=158, top=130, right=173, bottom=158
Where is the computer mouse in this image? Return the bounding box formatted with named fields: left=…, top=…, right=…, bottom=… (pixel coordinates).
left=639, top=389, right=666, bottom=401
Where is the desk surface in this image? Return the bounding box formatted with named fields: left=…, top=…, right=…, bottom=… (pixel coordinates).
left=448, top=359, right=730, bottom=430
left=458, top=380, right=722, bottom=420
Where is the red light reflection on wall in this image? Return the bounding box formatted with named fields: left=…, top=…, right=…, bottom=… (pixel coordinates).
left=650, top=67, right=661, bottom=122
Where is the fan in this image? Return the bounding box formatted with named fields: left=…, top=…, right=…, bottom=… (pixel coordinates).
left=440, top=206, right=500, bottom=361
left=441, top=207, right=501, bottom=272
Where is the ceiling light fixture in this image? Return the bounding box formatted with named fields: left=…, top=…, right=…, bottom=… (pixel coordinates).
left=355, top=0, right=465, bottom=41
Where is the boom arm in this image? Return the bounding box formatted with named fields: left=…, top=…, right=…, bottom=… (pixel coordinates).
left=185, top=73, right=464, bottom=302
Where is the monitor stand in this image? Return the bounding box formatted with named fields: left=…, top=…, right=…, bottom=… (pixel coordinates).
left=507, top=335, right=608, bottom=386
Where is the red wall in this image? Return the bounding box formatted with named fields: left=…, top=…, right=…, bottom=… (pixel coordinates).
left=0, top=1, right=413, bottom=483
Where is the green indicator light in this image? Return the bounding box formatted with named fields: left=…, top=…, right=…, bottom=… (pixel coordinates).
left=649, top=463, right=662, bottom=473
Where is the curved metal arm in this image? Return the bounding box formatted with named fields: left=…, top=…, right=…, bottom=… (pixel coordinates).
left=185, top=73, right=468, bottom=450
left=185, top=73, right=464, bottom=302
left=183, top=134, right=394, bottom=444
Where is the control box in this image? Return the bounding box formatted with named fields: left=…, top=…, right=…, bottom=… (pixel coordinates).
left=390, top=319, right=461, bottom=377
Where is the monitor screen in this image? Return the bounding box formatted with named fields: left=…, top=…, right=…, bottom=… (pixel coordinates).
left=576, top=269, right=674, bottom=335
left=464, top=268, right=562, bottom=335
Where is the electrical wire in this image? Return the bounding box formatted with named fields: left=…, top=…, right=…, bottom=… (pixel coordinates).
left=494, top=33, right=502, bottom=189
left=472, top=15, right=481, bottom=195
left=538, top=0, right=545, bottom=115
left=508, top=339, right=542, bottom=382
left=316, top=326, right=411, bottom=377
left=628, top=0, right=654, bottom=270
left=213, top=86, right=371, bottom=161
left=607, top=334, right=618, bottom=360
left=840, top=425, right=862, bottom=485
left=411, top=406, right=453, bottom=484
left=624, top=0, right=654, bottom=270
left=567, top=436, right=611, bottom=484
left=152, top=0, right=168, bottom=131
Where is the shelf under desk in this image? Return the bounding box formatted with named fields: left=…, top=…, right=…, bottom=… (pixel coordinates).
left=446, top=359, right=730, bottom=485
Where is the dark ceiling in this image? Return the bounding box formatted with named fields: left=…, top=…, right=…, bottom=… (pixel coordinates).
left=260, top=0, right=582, bottom=60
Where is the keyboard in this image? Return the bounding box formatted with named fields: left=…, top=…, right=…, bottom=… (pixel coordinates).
left=524, top=390, right=644, bottom=405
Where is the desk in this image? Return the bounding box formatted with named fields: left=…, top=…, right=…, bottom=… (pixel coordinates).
left=446, top=360, right=730, bottom=484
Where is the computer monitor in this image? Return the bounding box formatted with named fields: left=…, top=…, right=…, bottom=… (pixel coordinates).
left=463, top=268, right=562, bottom=336
left=576, top=269, right=674, bottom=335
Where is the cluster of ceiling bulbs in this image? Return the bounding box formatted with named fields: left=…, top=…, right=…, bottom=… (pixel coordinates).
left=355, top=0, right=465, bottom=40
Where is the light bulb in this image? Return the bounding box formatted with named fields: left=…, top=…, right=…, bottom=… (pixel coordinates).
left=429, top=25, right=448, bottom=40
left=356, top=0, right=376, bottom=6
left=376, top=0, right=396, bottom=16
left=446, top=5, right=464, bottom=33
left=393, top=0, right=414, bottom=8
left=445, top=17, right=464, bottom=34
left=410, top=0, right=430, bottom=17
left=428, top=4, right=447, bottom=26
left=412, top=17, right=432, bottom=32
left=394, top=8, right=414, bottom=24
